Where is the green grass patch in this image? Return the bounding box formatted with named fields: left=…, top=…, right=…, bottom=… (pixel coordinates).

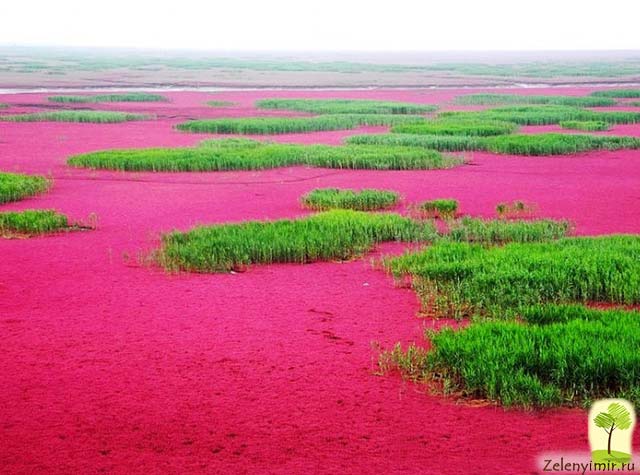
left=483, top=133, right=640, bottom=155
left=0, top=209, right=69, bottom=236
left=559, top=120, right=610, bottom=131
left=454, top=93, right=615, bottom=107
left=301, top=188, right=400, bottom=211
left=413, top=199, right=459, bottom=219
left=68, top=139, right=464, bottom=172
left=448, top=217, right=571, bottom=244
left=256, top=98, right=436, bottom=115
left=383, top=224, right=637, bottom=408
left=386, top=235, right=640, bottom=319
left=0, top=103, right=7, bottom=109
left=158, top=209, right=436, bottom=273
left=176, top=114, right=423, bottom=134
left=391, top=119, right=517, bottom=137
left=48, top=92, right=167, bottom=103
left=591, top=89, right=640, bottom=98
left=0, top=172, right=50, bottom=204
left=1, top=110, right=152, bottom=123
left=346, top=133, right=483, bottom=152
left=347, top=132, right=640, bottom=155
left=207, top=100, right=236, bottom=107
left=383, top=304, right=640, bottom=407
left=441, top=105, right=640, bottom=126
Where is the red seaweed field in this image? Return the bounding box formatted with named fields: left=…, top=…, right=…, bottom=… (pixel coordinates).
left=1, top=87, right=639, bottom=474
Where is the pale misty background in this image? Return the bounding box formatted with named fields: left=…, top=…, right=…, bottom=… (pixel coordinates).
left=1, top=0, right=639, bottom=51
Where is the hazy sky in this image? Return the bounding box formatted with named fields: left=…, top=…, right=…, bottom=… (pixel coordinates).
left=2, top=0, right=640, bottom=51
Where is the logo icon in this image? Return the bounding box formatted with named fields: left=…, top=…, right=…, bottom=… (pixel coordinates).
left=589, top=399, right=636, bottom=466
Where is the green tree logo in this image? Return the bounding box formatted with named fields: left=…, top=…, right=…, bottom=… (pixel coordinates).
left=593, top=402, right=633, bottom=461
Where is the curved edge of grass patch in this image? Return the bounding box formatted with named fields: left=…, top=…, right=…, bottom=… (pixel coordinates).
left=156, top=210, right=437, bottom=273
left=0, top=172, right=50, bottom=204
left=301, top=188, right=400, bottom=211
left=0, top=110, right=153, bottom=123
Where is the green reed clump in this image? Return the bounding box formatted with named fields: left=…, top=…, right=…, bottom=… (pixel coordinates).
left=48, top=93, right=167, bottom=103
left=176, top=114, right=424, bottom=134
left=159, top=209, right=436, bottom=273
left=256, top=98, right=437, bottom=114
left=349, top=132, right=640, bottom=155
left=301, top=188, right=400, bottom=211
left=448, top=217, right=571, bottom=244
left=454, top=93, right=615, bottom=107
left=346, top=133, right=484, bottom=152
left=0, top=209, right=69, bottom=236
left=68, top=139, right=463, bottom=172
left=495, top=200, right=535, bottom=218
left=440, top=105, right=640, bottom=125
left=386, top=235, right=640, bottom=319
left=391, top=119, right=517, bottom=137
left=559, top=120, right=610, bottom=131
left=298, top=145, right=462, bottom=170
left=385, top=304, right=640, bottom=407
left=483, top=133, right=640, bottom=155
left=1, top=110, right=152, bottom=123
left=414, top=199, right=458, bottom=219
left=591, top=89, right=640, bottom=98
left=631, top=102, right=640, bottom=107
left=207, top=100, right=236, bottom=107
left=0, top=172, right=50, bottom=204
left=0, top=103, right=7, bottom=109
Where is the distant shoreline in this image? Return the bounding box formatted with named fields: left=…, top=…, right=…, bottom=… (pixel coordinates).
left=3, top=82, right=640, bottom=95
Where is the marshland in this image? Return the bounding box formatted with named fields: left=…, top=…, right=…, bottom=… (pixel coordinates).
left=3, top=40, right=640, bottom=475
